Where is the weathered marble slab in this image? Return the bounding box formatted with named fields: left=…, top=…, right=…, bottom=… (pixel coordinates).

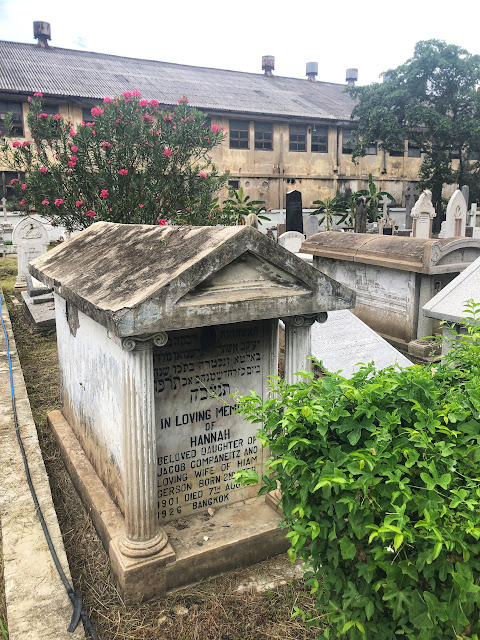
left=311, top=310, right=411, bottom=377
left=154, top=321, right=266, bottom=522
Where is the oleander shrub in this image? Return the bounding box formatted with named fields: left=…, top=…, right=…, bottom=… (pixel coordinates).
left=237, top=302, right=480, bottom=639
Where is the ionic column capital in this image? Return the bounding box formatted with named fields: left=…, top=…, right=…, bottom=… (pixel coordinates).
left=121, top=332, right=168, bottom=352
left=282, top=312, right=328, bottom=327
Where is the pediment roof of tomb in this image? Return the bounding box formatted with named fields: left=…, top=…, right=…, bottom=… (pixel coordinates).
left=423, top=255, right=480, bottom=323
left=30, top=222, right=355, bottom=337
left=301, top=232, right=480, bottom=275
left=0, top=41, right=355, bottom=122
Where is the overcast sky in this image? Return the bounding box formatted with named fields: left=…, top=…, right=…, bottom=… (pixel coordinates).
left=0, top=0, right=479, bottom=87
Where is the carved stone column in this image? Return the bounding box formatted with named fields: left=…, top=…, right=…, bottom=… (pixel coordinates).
left=118, top=332, right=169, bottom=558
left=283, top=313, right=327, bottom=384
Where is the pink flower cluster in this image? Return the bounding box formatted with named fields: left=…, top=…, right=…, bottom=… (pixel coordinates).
left=86, top=210, right=96, bottom=218
left=71, top=145, right=78, bottom=153
left=104, top=96, right=113, bottom=103
left=138, top=99, right=149, bottom=107
left=199, top=173, right=207, bottom=178
left=118, top=169, right=128, bottom=175
left=39, top=167, right=47, bottom=173
left=12, top=141, right=21, bottom=147
left=100, top=141, right=112, bottom=149
left=122, top=91, right=142, bottom=98
left=178, top=97, right=189, bottom=104
left=91, top=107, right=104, bottom=117
left=211, top=125, right=219, bottom=132
left=52, top=114, right=61, bottom=120
left=34, top=92, right=43, bottom=97
left=10, top=178, right=19, bottom=184
left=38, top=113, right=49, bottom=120
left=158, top=219, right=166, bottom=226
left=21, top=183, right=27, bottom=190
left=100, top=189, right=109, bottom=198
left=150, top=99, right=159, bottom=107
left=42, top=199, right=49, bottom=205
left=163, top=148, right=172, bottom=157
left=54, top=198, right=64, bottom=206
left=76, top=200, right=83, bottom=207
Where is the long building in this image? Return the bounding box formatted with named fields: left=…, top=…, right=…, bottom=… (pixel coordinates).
left=0, top=23, right=425, bottom=210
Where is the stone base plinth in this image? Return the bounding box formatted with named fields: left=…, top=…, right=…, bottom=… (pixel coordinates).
left=47, top=410, right=289, bottom=604
left=21, top=291, right=56, bottom=334
left=407, top=339, right=442, bottom=360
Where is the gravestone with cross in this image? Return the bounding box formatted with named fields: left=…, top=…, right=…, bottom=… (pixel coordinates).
left=411, top=190, right=436, bottom=238
left=378, top=196, right=394, bottom=235
left=402, top=183, right=419, bottom=230
left=444, top=190, right=467, bottom=238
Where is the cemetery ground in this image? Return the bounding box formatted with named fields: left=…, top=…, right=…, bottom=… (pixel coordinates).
left=0, top=256, right=318, bottom=640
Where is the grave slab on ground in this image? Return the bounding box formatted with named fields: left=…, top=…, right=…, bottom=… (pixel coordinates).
left=31, top=222, right=355, bottom=603
left=311, top=309, right=411, bottom=377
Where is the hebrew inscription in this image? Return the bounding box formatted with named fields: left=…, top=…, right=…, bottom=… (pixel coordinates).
left=153, top=321, right=266, bottom=522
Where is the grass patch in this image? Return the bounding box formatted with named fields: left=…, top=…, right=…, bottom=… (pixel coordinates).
left=0, top=257, right=317, bottom=640
left=0, top=258, right=16, bottom=295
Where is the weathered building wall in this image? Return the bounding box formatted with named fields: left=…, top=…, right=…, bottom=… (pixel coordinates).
left=1, top=99, right=460, bottom=211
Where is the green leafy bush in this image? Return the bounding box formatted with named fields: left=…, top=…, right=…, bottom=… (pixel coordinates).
left=237, top=302, right=480, bottom=639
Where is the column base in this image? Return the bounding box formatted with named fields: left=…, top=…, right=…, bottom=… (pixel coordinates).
left=119, top=530, right=169, bottom=558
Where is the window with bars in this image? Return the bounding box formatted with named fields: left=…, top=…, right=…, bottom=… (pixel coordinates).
left=43, top=104, right=60, bottom=117
left=342, top=129, right=354, bottom=154
left=228, top=179, right=240, bottom=189
left=289, top=124, right=306, bottom=151
left=254, top=122, right=273, bottom=150
left=82, top=107, right=95, bottom=122
left=229, top=120, right=249, bottom=149
left=0, top=100, right=24, bottom=137
left=1, top=171, right=26, bottom=201
left=407, top=142, right=421, bottom=158
left=311, top=126, right=328, bottom=153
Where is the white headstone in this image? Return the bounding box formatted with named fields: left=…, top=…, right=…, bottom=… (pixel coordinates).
left=305, top=216, right=319, bottom=238
left=311, top=310, right=411, bottom=378
left=12, top=217, right=49, bottom=287
left=444, top=190, right=467, bottom=238
left=278, top=230, right=305, bottom=253
left=411, top=190, right=436, bottom=239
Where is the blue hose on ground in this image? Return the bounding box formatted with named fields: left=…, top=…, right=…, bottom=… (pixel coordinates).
left=0, top=291, right=99, bottom=640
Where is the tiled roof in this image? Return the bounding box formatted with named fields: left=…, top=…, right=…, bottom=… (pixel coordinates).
left=0, top=41, right=355, bottom=122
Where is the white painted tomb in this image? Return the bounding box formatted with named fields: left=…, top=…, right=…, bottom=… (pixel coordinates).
left=30, top=222, right=355, bottom=602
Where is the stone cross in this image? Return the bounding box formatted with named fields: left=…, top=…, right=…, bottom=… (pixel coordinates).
left=402, top=183, right=419, bottom=230
left=379, top=196, right=390, bottom=219
left=410, top=189, right=436, bottom=238
left=444, top=190, right=467, bottom=238
left=470, top=203, right=480, bottom=239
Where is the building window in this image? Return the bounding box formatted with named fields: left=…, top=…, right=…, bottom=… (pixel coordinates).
left=342, top=129, right=354, bottom=154
left=407, top=142, right=421, bottom=158
left=0, top=100, right=24, bottom=136
left=311, top=126, right=328, bottom=153
left=365, top=142, right=377, bottom=155
left=229, top=120, right=249, bottom=149
left=254, top=122, right=273, bottom=150
left=289, top=124, right=306, bottom=151
left=389, top=140, right=405, bottom=157
left=82, top=107, right=95, bottom=122
left=43, top=104, right=60, bottom=117
left=202, top=116, right=211, bottom=131
left=228, top=179, right=240, bottom=190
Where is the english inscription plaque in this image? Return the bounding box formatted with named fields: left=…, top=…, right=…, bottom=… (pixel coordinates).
left=153, top=321, right=267, bottom=522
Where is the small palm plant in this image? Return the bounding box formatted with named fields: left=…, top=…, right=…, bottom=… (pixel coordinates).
left=310, top=194, right=350, bottom=231
left=222, top=187, right=269, bottom=225
left=356, top=173, right=394, bottom=221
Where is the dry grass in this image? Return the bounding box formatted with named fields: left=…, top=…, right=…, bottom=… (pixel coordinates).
left=0, top=258, right=320, bottom=640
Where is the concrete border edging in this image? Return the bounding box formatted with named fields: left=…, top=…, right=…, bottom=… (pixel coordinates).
left=0, top=286, right=84, bottom=639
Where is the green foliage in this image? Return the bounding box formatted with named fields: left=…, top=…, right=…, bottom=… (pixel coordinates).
left=222, top=187, right=268, bottom=224
left=0, top=93, right=229, bottom=231
left=347, top=40, right=480, bottom=216
left=311, top=194, right=350, bottom=230
left=236, top=301, right=480, bottom=639
left=354, top=173, right=394, bottom=223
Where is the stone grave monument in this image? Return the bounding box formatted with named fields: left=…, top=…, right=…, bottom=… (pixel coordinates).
left=354, top=196, right=368, bottom=234
left=304, top=215, right=319, bottom=238
left=442, top=190, right=467, bottom=238
left=286, top=189, right=303, bottom=233
left=30, top=222, right=355, bottom=603
left=12, top=216, right=48, bottom=288
left=278, top=230, right=305, bottom=253
left=411, top=190, right=436, bottom=239
left=378, top=196, right=395, bottom=235
left=469, top=203, right=480, bottom=239
left=300, top=231, right=480, bottom=352
left=423, top=255, right=480, bottom=356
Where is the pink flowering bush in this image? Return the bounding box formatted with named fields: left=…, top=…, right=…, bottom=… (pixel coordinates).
left=0, top=92, right=230, bottom=230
